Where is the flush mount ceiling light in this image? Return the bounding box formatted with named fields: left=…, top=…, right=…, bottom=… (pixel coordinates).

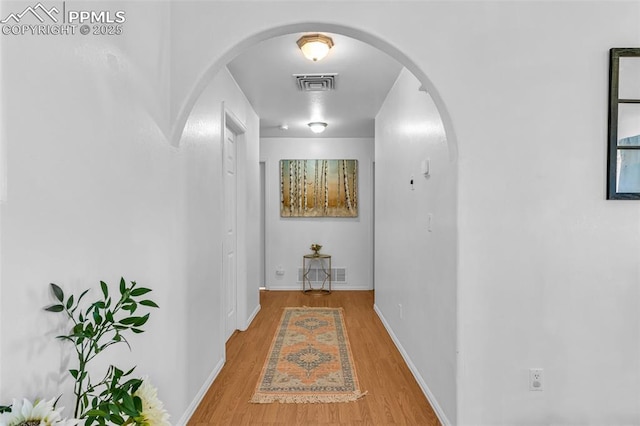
left=297, top=34, right=334, bottom=62
left=308, top=122, right=327, bottom=133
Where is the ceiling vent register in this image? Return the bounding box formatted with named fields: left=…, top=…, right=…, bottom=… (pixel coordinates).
left=294, top=73, right=337, bottom=91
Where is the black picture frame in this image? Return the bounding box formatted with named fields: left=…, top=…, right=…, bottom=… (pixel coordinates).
left=607, top=48, right=640, bottom=200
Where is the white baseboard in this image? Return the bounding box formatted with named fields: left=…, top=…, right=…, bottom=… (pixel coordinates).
left=266, top=286, right=374, bottom=291
left=373, top=304, right=452, bottom=426
left=245, top=303, right=261, bottom=329
left=264, top=286, right=301, bottom=291
left=175, top=357, right=225, bottom=426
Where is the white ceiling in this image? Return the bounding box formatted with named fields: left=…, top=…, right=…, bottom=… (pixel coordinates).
left=227, top=32, right=403, bottom=138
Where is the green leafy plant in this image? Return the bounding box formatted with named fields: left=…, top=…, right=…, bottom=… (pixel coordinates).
left=45, top=278, right=159, bottom=425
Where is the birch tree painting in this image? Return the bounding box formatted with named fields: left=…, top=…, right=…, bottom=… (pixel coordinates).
left=280, top=159, right=358, bottom=217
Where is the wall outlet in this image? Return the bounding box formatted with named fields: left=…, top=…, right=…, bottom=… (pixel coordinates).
left=276, top=266, right=285, bottom=276
left=398, top=303, right=403, bottom=320
left=529, top=368, right=543, bottom=391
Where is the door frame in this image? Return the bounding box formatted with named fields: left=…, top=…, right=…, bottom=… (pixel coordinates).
left=221, top=102, right=247, bottom=348
left=259, top=160, right=267, bottom=290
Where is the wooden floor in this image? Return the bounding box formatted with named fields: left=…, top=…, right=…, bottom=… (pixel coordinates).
left=189, top=291, right=440, bottom=425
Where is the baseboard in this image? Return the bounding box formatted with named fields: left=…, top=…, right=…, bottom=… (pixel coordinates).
left=245, top=303, right=261, bottom=329
left=266, top=286, right=374, bottom=291
left=373, top=304, right=452, bottom=426
left=175, top=357, right=225, bottom=426
left=264, top=286, right=301, bottom=291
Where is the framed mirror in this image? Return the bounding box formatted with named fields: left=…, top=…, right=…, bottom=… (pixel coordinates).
left=607, top=48, right=640, bottom=199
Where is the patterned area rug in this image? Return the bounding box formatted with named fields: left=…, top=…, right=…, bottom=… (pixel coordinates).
left=250, top=307, right=367, bottom=404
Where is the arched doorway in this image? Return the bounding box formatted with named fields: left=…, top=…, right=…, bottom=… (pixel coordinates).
left=178, top=23, right=458, bottom=425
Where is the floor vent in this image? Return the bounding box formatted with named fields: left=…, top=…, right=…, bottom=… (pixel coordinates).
left=298, top=267, right=347, bottom=284
left=294, top=73, right=337, bottom=91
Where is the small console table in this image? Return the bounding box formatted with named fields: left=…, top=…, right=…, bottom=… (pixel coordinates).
left=302, top=253, right=331, bottom=294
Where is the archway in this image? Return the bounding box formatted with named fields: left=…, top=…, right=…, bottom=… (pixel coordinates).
left=171, top=22, right=458, bottom=162
left=178, top=23, right=458, bottom=425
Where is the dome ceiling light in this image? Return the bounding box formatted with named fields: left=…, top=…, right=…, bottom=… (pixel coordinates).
left=308, top=122, right=328, bottom=134
left=297, top=34, right=334, bottom=62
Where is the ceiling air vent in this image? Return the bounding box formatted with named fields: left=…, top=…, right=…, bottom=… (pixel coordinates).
left=294, top=73, right=337, bottom=91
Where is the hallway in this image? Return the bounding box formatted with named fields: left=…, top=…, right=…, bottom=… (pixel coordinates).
left=189, top=291, right=440, bottom=425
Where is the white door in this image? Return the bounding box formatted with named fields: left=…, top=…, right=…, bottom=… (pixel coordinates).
left=223, top=124, right=237, bottom=341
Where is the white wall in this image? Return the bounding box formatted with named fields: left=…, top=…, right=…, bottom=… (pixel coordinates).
left=0, top=0, right=185, bottom=416
left=375, top=68, right=457, bottom=424
left=450, top=3, right=640, bottom=424
left=260, top=138, right=374, bottom=290
left=178, top=66, right=260, bottom=419
left=0, top=3, right=260, bottom=422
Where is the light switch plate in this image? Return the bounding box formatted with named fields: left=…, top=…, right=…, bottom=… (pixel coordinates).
left=421, top=159, right=430, bottom=176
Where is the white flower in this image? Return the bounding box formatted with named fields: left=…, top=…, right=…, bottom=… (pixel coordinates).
left=133, top=378, right=170, bottom=426
left=0, top=398, right=79, bottom=426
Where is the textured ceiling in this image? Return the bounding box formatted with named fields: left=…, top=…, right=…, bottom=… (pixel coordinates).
left=227, top=32, right=403, bottom=138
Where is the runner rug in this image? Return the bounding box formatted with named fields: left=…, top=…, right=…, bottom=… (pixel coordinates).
left=250, top=307, right=367, bottom=404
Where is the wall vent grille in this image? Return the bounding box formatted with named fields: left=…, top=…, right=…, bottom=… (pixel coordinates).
left=294, top=73, right=337, bottom=91
left=298, top=267, right=347, bottom=284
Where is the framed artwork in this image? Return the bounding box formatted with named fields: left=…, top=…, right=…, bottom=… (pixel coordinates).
left=280, top=159, right=358, bottom=217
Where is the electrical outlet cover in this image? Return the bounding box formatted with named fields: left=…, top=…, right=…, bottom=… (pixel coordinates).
left=529, top=368, right=543, bottom=391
